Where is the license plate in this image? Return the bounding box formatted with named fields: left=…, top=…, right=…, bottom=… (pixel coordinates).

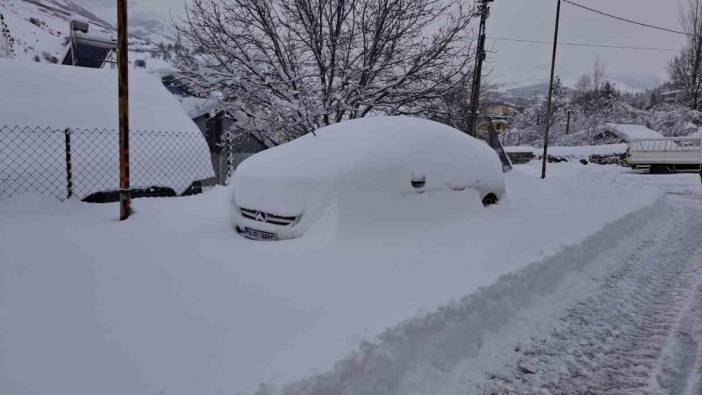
left=244, top=227, right=278, bottom=241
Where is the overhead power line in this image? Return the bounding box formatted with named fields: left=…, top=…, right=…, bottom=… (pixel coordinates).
left=488, top=36, right=680, bottom=52
left=562, top=0, right=692, bottom=37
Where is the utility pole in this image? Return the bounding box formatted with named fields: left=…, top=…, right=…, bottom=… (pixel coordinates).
left=117, top=0, right=131, bottom=220
left=467, top=0, right=494, bottom=136
left=541, top=0, right=561, bottom=179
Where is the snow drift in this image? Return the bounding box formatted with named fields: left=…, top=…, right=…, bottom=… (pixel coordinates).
left=0, top=59, right=213, bottom=197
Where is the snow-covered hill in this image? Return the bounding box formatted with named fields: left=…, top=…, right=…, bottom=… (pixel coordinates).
left=500, top=73, right=663, bottom=99
left=128, top=9, right=177, bottom=44
left=0, top=0, right=174, bottom=68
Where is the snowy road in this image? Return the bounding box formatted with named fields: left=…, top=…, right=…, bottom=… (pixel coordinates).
left=279, top=179, right=702, bottom=395
left=481, top=194, right=702, bottom=395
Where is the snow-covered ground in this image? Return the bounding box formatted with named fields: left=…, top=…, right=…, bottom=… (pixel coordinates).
left=1, top=161, right=700, bottom=395
left=479, top=194, right=702, bottom=394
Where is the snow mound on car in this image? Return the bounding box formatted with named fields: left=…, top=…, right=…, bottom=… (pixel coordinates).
left=233, top=116, right=504, bottom=214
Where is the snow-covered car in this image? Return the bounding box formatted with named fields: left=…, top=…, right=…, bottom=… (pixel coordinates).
left=231, top=116, right=506, bottom=240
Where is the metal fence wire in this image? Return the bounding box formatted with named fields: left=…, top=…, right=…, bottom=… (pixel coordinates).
left=0, top=125, right=216, bottom=202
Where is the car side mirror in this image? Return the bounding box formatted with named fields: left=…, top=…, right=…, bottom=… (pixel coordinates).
left=411, top=175, right=426, bottom=190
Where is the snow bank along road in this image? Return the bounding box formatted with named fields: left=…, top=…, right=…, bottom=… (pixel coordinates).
left=480, top=194, right=702, bottom=395
left=0, top=162, right=700, bottom=395
left=278, top=177, right=702, bottom=395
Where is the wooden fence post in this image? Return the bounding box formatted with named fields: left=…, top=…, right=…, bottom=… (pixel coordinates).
left=117, top=0, right=131, bottom=220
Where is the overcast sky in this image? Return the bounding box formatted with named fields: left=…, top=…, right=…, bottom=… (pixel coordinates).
left=487, top=0, right=687, bottom=86
left=123, top=0, right=687, bottom=86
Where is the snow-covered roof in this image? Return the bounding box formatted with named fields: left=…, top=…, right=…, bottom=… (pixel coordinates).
left=605, top=123, right=664, bottom=141
left=180, top=95, right=222, bottom=119
left=0, top=58, right=200, bottom=133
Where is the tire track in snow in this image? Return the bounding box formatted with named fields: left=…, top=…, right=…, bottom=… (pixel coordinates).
left=482, top=198, right=702, bottom=395
left=655, top=245, right=702, bottom=395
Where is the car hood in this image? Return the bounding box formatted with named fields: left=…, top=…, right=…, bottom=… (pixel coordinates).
left=232, top=171, right=322, bottom=216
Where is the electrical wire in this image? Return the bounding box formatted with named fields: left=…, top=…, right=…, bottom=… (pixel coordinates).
left=562, top=0, right=692, bottom=37
left=487, top=36, right=680, bottom=52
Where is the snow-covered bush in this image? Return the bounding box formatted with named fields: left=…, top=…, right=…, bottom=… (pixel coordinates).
left=500, top=80, right=702, bottom=147
left=643, top=104, right=702, bottom=137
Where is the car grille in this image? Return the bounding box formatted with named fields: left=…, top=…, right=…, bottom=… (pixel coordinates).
left=240, top=208, right=298, bottom=226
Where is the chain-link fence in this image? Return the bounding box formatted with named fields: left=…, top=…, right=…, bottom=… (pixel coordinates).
left=0, top=125, right=215, bottom=201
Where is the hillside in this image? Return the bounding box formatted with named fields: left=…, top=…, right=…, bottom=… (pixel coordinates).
left=0, top=0, right=174, bottom=70
left=501, top=74, right=663, bottom=100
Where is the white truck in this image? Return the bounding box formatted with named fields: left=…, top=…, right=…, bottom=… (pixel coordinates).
left=626, top=137, right=702, bottom=174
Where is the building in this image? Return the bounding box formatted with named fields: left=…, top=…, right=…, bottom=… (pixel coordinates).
left=661, top=90, right=682, bottom=105
left=164, top=74, right=270, bottom=184
left=479, top=101, right=520, bottom=133
left=57, top=19, right=270, bottom=185
left=181, top=95, right=236, bottom=185
left=55, top=19, right=247, bottom=187
left=230, top=132, right=270, bottom=169
left=594, top=123, right=664, bottom=144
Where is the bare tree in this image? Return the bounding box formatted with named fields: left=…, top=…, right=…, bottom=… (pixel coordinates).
left=670, top=0, right=702, bottom=110
left=571, top=57, right=616, bottom=137
left=173, top=0, right=474, bottom=141
left=575, top=56, right=605, bottom=94
left=591, top=56, right=606, bottom=91
left=575, top=73, right=592, bottom=94
left=427, top=72, right=501, bottom=134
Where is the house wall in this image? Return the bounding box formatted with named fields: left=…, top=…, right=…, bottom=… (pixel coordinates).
left=192, top=113, right=269, bottom=184
left=593, top=130, right=626, bottom=144
left=191, top=109, right=271, bottom=184
left=231, top=133, right=268, bottom=171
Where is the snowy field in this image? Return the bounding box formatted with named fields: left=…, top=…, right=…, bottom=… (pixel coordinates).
left=1, top=162, right=701, bottom=395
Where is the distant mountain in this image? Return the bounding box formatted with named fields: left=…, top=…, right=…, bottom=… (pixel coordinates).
left=606, top=73, right=664, bottom=92
left=502, top=81, right=551, bottom=99
left=500, top=73, right=663, bottom=99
